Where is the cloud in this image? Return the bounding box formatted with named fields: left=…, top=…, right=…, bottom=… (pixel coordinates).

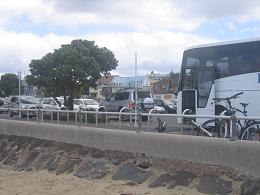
left=0, top=29, right=72, bottom=74
left=0, top=29, right=216, bottom=76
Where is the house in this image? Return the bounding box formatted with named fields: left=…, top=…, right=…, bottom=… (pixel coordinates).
left=152, top=74, right=178, bottom=101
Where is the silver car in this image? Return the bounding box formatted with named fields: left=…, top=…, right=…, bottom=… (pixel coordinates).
left=100, top=90, right=154, bottom=112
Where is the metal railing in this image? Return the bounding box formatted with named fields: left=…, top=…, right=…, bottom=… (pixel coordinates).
left=1, top=107, right=260, bottom=139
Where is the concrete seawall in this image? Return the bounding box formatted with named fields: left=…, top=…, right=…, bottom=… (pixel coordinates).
left=0, top=119, right=259, bottom=177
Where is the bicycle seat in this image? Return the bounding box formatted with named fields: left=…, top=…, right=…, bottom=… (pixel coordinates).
left=240, top=103, right=249, bottom=107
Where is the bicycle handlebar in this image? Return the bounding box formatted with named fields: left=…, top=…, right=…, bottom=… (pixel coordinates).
left=212, top=92, right=244, bottom=102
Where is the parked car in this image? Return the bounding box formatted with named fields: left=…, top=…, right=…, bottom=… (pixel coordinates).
left=165, top=99, right=177, bottom=113
left=73, top=99, right=100, bottom=111
left=41, top=97, right=67, bottom=110
left=100, top=90, right=154, bottom=112
left=6, top=96, right=40, bottom=117
left=154, top=99, right=177, bottom=113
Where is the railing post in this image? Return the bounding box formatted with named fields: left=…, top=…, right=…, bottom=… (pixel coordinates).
left=230, top=112, right=237, bottom=140
left=27, top=110, right=29, bottom=121
left=79, top=110, right=82, bottom=127
left=95, top=111, right=98, bottom=127
left=67, top=112, right=69, bottom=123
left=37, top=107, right=40, bottom=123
left=75, top=112, right=77, bottom=124
left=119, top=112, right=122, bottom=129
left=181, top=117, right=184, bottom=135
left=85, top=113, right=88, bottom=126
left=51, top=111, right=53, bottom=123
left=41, top=109, right=43, bottom=123
left=57, top=111, right=59, bottom=124
left=138, top=112, right=142, bottom=129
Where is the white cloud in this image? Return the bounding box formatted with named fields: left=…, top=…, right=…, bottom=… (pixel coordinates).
left=0, top=29, right=216, bottom=76
left=0, top=30, right=72, bottom=74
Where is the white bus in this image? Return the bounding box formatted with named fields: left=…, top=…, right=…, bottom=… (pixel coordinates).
left=177, top=38, right=260, bottom=123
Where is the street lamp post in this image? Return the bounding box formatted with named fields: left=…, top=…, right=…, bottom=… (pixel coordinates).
left=134, top=52, right=138, bottom=127
left=18, top=70, right=21, bottom=118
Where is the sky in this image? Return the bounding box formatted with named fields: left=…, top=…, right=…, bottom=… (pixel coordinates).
left=1, top=0, right=260, bottom=77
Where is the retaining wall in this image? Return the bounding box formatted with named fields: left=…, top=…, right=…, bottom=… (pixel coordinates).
left=0, top=119, right=259, bottom=177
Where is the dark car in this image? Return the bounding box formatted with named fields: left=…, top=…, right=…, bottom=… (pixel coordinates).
left=154, top=99, right=176, bottom=113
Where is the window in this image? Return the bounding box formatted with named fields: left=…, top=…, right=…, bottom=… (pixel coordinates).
left=115, top=92, right=129, bottom=101
left=109, top=93, right=116, bottom=101
left=216, top=57, right=229, bottom=78
left=197, top=69, right=213, bottom=108
left=186, top=57, right=199, bottom=68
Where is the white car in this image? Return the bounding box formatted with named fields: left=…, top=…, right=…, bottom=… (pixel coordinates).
left=41, top=97, right=67, bottom=110
left=73, top=99, right=100, bottom=111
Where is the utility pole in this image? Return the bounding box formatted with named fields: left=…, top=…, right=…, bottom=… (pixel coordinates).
left=134, top=52, right=138, bottom=127
left=18, top=69, right=21, bottom=119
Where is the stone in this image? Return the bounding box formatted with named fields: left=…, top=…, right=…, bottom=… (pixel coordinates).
left=3, top=151, right=19, bottom=165
left=112, top=164, right=153, bottom=184
left=197, top=175, right=233, bottom=195
left=241, top=179, right=260, bottom=195
left=168, top=171, right=196, bottom=189
left=17, top=151, right=39, bottom=171
left=56, top=158, right=81, bottom=175
left=149, top=171, right=196, bottom=189
left=74, top=159, right=109, bottom=179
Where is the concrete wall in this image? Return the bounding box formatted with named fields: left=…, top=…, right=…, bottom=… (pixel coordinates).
left=0, top=119, right=259, bottom=177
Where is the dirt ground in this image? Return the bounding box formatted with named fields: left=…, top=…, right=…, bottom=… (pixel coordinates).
left=0, top=134, right=257, bottom=195
left=0, top=168, right=205, bottom=195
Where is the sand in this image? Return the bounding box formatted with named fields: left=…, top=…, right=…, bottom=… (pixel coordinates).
left=0, top=168, right=205, bottom=195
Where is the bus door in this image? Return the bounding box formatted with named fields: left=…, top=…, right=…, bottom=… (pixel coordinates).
left=196, top=66, right=215, bottom=123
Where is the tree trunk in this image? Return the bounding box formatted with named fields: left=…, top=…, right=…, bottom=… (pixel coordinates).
left=68, top=96, right=74, bottom=110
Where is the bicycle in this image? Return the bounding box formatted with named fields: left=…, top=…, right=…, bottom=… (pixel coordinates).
left=188, top=92, right=260, bottom=141
left=156, top=117, right=167, bottom=133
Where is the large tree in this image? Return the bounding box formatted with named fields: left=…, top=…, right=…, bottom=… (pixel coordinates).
left=27, top=39, right=118, bottom=109
left=0, top=73, right=19, bottom=97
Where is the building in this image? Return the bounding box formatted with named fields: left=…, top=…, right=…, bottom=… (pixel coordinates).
left=152, top=75, right=178, bottom=101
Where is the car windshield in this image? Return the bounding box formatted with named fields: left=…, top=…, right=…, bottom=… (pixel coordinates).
left=135, top=92, right=151, bottom=99
left=57, top=98, right=64, bottom=105
left=83, top=99, right=99, bottom=105
left=20, top=98, right=38, bottom=104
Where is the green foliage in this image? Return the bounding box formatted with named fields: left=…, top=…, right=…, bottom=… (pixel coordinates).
left=0, top=73, right=19, bottom=97
left=27, top=39, right=118, bottom=109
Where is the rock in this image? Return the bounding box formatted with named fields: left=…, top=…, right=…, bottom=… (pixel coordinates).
left=33, top=152, right=54, bottom=170
left=46, top=156, right=59, bottom=171
left=197, top=175, right=233, bottom=195
left=89, top=148, right=104, bottom=158
left=112, top=164, right=153, bottom=184
left=138, top=160, right=151, bottom=169
left=0, top=149, right=9, bottom=161
left=56, top=158, right=81, bottom=175
left=168, top=171, right=196, bottom=189
left=3, top=151, right=19, bottom=165
left=149, top=173, right=175, bottom=188
left=16, top=150, right=39, bottom=171
left=74, top=159, right=109, bottom=179
left=241, top=179, right=260, bottom=195
left=149, top=171, right=196, bottom=188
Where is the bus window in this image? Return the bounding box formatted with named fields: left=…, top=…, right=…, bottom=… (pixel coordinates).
left=216, top=57, right=229, bottom=78
left=183, top=68, right=197, bottom=89
left=197, top=69, right=213, bottom=108
left=187, top=57, right=199, bottom=68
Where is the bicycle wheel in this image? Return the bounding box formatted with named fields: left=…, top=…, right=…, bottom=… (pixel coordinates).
left=198, top=119, right=220, bottom=137
left=239, top=122, right=260, bottom=141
